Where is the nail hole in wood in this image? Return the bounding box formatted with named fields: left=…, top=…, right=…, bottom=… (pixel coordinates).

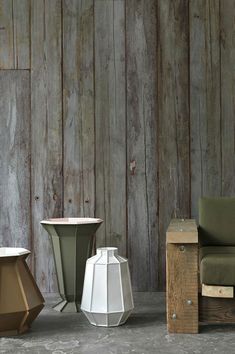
left=130, top=160, right=136, bottom=175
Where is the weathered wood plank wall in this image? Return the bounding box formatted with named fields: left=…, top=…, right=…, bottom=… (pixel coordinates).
left=63, top=0, right=95, bottom=219
left=95, top=0, right=127, bottom=256
left=0, top=0, right=30, bottom=69
left=0, top=0, right=235, bottom=292
left=220, top=0, right=235, bottom=196
left=190, top=0, right=221, bottom=219
left=158, top=0, right=190, bottom=289
left=0, top=71, right=30, bottom=249
left=126, top=0, right=158, bottom=291
left=31, top=0, right=63, bottom=292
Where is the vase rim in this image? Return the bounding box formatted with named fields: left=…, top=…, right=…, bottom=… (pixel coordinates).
left=97, top=247, right=118, bottom=251
left=40, top=217, right=103, bottom=225
left=0, top=247, right=30, bottom=257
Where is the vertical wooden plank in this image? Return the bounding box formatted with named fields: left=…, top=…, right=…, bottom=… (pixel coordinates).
left=0, top=0, right=30, bottom=69
left=13, top=0, right=30, bottom=69
left=158, top=0, right=190, bottom=289
left=220, top=0, right=235, bottom=196
left=31, top=0, right=62, bottom=292
left=0, top=0, right=14, bottom=68
left=190, top=0, right=221, bottom=218
left=126, top=0, right=158, bottom=290
left=0, top=71, right=30, bottom=250
left=63, top=0, right=95, bottom=219
left=95, top=0, right=127, bottom=256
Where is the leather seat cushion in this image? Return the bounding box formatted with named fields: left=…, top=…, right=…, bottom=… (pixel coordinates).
left=200, top=246, right=235, bottom=285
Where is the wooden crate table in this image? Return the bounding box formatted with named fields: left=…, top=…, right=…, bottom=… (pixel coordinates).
left=166, top=219, right=199, bottom=333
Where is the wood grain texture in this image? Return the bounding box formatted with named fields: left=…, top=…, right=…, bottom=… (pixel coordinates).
left=0, top=71, right=30, bottom=250
left=0, top=0, right=235, bottom=292
left=126, top=0, right=158, bottom=291
left=12, top=0, right=30, bottom=69
left=202, top=284, right=234, bottom=298
left=166, top=219, right=198, bottom=244
left=63, top=0, right=95, bottom=218
left=167, top=243, right=198, bottom=333
left=95, top=0, right=127, bottom=256
left=199, top=296, right=235, bottom=323
left=0, top=0, right=14, bottom=68
left=0, top=0, right=30, bottom=69
left=126, top=0, right=158, bottom=290
left=158, top=0, right=190, bottom=290
left=220, top=0, right=235, bottom=196
left=190, top=0, right=221, bottom=219
left=31, top=0, right=62, bottom=292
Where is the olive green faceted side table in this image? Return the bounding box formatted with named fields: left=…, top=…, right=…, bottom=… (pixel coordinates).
left=40, top=218, right=103, bottom=313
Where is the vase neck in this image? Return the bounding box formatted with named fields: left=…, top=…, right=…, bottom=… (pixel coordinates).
left=97, top=247, right=118, bottom=257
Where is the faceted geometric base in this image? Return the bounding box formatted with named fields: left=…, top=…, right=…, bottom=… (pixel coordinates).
left=53, top=300, right=80, bottom=313
left=82, top=310, right=133, bottom=327
left=0, top=327, right=28, bottom=336
left=0, top=304, right=44, bottom=337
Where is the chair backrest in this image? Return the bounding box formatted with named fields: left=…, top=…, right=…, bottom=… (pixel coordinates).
left=199, top=197, right=235, bottom=246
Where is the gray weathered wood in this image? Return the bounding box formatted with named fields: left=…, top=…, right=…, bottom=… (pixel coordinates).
left=0, top=71, right=30, bottom=251
left=13, top=0, right=30, bottom=69
left=0, top=0, right=30, bottom=69
left=31, top=0, right=62, bottom=292
left=0, top=0, right=14, bottom=68
left=0, top=0, right=234, bottom=293
left=63, top=0, right=95, bottom=219
left=190, top=0, right=221, bottom=218
left=95, top=0, right=127, bottom=256
left=158, top=0, right=190, bottom=289
left=220, top=0, right=235, bottom=196
left=126, top=0, right=158, bottom=290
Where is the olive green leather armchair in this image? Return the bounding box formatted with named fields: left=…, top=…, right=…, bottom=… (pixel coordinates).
left=166, top=197, right=235, bottom=334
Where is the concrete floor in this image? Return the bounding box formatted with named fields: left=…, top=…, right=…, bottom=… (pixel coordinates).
left=1, top=293, right=235, bottom=354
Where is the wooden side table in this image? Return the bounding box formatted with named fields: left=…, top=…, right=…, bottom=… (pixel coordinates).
left=166, top=219, right=199, bottom=333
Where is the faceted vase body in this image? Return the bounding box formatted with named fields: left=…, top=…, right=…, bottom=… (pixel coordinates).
left=40, top=217, right=103, bottom=313
left=81, top=247, right=134, bottom=327
left=0, top=248, right=44, bottom=336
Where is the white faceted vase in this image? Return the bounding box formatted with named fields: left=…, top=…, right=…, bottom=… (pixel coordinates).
left=81, top=247, right=134, bottom=327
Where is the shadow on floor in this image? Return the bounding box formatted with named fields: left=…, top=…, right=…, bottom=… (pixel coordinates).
left=126, top=313, right=165, bottom=327
left=200, top=323, right=235, bottom=333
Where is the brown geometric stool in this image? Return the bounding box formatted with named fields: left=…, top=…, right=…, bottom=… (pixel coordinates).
left=0, top=248, right=44, bottom=336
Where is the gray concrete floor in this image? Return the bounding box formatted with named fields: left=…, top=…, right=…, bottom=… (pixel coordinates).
left=1, top=293, right=235, bottom=354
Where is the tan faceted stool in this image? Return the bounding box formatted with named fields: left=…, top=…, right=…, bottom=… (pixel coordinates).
left=0, top=248, right=44, bottom=336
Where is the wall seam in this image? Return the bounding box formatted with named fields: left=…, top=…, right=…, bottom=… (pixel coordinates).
left=188, top=0, right=191, bottom=217
left=93, top=0, right=97, bottom=235
left=219, top=0, right=223, bottom=196
left=61, top=0, right=64, bottom=218
left=124, top=0, right=128, bottom=259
